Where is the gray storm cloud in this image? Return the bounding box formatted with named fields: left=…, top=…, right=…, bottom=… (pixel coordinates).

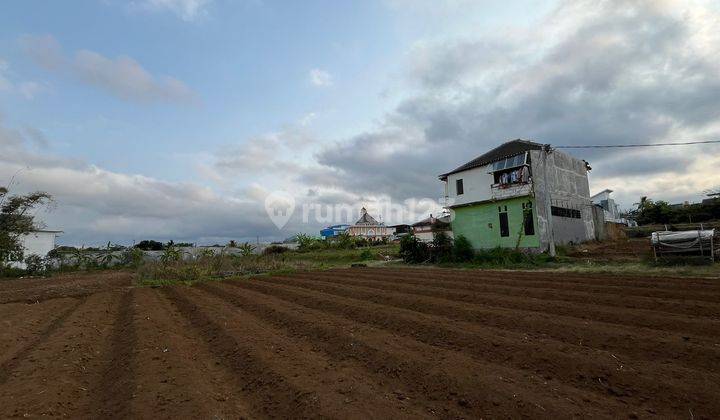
left=313, top=0, right=720, bottom=205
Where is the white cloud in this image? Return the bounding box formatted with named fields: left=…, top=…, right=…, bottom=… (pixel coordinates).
left=299, top=112, right=317, bottom=126
left=309, top=68, right=333, bottom=87
left=0, top=58, right=46, bottom=100
left=73, top=50, right=195, bottom=103
left=18, top=35, right=65, bottom=70
left=136, top=0, right=212, bottom=21
left=17, top=82, right=43, bottom=100
left=0, top=115, right=280, bottom=245
left=20, top=35, right=196, bottom=104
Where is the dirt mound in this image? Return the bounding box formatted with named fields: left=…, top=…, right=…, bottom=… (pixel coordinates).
left=1, top=267, right=719, bottom=418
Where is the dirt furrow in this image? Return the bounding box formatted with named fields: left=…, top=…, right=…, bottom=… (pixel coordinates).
left=0, top=291, right=120, bottom=418
left=0, top=271, right=133, bottom=292
left=296, top=272, right=720, bottom=339
left=128, top=288, right=252, bottom=418
left=185, top=285, right=433, bottom=419
left=355, top=267, right=720, bottom=291
left=162, top=286, right=364, bottom=419
left=228, top=278, right=720, bottom=418
left=315, top=270, right=720, bottom=310
left=200, top=281, right=628, bottom=419
left=268, top=274, right=720, bottom=371
left=0, top=298, right=79, bottom=367
left=92, top=289, right=137, bottom=418
left=0, top=272, right=133, bottom=304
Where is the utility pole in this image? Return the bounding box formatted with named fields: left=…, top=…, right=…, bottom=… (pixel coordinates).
left=542, top=144, right=556, bottom=257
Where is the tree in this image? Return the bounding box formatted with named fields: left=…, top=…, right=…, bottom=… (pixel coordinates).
left=630, top=197, right=673, bottom=225
left=0, top=187, right=53, bottom=267
left=134, top=240, right=164, bottom=251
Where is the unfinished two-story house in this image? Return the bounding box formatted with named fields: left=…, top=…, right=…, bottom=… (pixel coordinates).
left=439, top=139, right=594, bottom=251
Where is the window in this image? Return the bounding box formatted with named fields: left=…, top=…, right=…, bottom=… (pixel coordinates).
left=492, top=153, right=527, bottom=172
left=456, top=179, right=464, bottom=195
left=499, top=211, right=509, bottom=237
left=493, top=162, right=529, bottom=186
left=523, top=202, right=535, bottom=236
left=551, top=206, right=581, bottom=219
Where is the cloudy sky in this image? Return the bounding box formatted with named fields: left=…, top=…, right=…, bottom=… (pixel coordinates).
left=1, top=0, right=719, bottom=245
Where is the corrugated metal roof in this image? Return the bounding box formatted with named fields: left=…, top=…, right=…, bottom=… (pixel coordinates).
left=439, top=139, right=545, bottom=179
left=412, top=214, right=451, bottom=227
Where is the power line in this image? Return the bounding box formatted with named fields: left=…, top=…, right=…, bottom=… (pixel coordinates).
left=554, top=139, right=720, bottom=149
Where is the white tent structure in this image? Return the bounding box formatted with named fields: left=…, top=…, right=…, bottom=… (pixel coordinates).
left=10, top=230, right=63, bottom=269
left=651, top=229, right=716, bottom=262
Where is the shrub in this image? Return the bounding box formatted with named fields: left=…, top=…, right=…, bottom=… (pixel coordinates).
left=359, top=249, right=374, bottom=260
left=120, top=247, right=145, bottom=267
left=263, top=245, right=289, bottom=255
left=452, top=235, right=475, bottom=262
left=0, top=266, right=27, bottom=278
left=24, top=254, right=50, bottom=276
left=238, top=242, right=256, bottom=256
left=399, top=234, right=430, bottom=263
left=296, top=234, right=329, bottom=251
left=472, top=247, right=554, bottom=267
left=354, top=237, right=370, bottom=248
left=160, top=246, right=183, bottom=263
left=333, top=233, right=356, bottom=249
left=431, top=231, right=453, bottom=263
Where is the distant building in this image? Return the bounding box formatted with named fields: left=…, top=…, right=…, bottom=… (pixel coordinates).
left=590, top=189, right=629, bottom=225
left=388, top=224, right=412, bottom=240
left=702, top=197, right=720, bottom=206
left=439, top=139, right=594, bottom=250
left=10, top=229, right=63, bottom=269
left=347, top=207, right=392, bottom=240
left=412, top=214, right=453, bottom=242
left=320, top=224, right=350, bottom=239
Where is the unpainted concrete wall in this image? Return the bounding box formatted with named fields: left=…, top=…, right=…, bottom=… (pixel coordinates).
left=531, top=149, right=595, bottom=250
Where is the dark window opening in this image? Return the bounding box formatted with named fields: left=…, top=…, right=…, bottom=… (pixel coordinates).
left=551, top=206, right=581, bottom=219
left=493, top=167, right=530, bottom=187
left=492, top=153, right=530, bottom=187
left=499, top=212, right=509, bottom=237
left=456, top=179, right=464, bottom=195
left=523, top=209, right=535, bottom=235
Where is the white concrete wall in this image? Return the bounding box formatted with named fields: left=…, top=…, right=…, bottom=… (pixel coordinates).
left=415, top=230, right=454, bottom=243
left=444, top=164, right=494, bottom=206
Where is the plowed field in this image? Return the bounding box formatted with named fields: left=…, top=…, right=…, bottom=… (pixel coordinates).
left=1, top=267, right=719, bottom=418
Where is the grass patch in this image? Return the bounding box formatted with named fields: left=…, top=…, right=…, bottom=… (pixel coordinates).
left=134, top=245, right=399, bottom=286
left=546, top=260, right=720, bottom=278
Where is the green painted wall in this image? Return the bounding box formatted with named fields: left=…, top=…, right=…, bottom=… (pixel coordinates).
left=451, top=197, right=540, bottom=249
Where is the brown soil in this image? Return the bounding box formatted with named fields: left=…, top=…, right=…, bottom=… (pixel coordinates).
left=1, top=267, right=719, bottom=419
left=566, top=238, right=651, bottom=262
